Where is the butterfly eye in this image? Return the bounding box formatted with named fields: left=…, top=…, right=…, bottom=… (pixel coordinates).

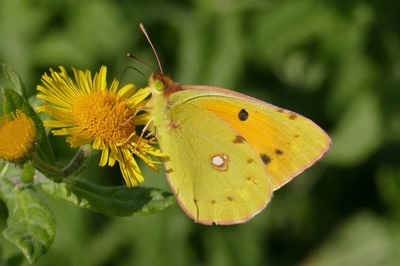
left=238, top=109, right=249, bottom=121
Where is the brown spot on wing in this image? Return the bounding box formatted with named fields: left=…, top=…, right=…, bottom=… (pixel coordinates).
left=247, top=158, right=255, bottom=164
left=288, top=114, right=297, bottom=120
left=165, top=168, right=174, bottom=174
left=275, top=149, right=284, bottom=155
left=168, top=120, right=180, bottom=129
left=232, top=135, right=246, bottom=143
left=227, top=196, right=234, bottom=202
left=246, top=176, right=258, bottom=185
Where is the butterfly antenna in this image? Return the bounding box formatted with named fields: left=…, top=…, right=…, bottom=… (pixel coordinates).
left=120, top=65, right=147, bottom=81
left=139, top=23, right=163, bottom=74
left=126, top=53, right=158, bottom=73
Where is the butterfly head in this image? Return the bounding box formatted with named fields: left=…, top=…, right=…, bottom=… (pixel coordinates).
left=149, top=73, right=183, bottom=97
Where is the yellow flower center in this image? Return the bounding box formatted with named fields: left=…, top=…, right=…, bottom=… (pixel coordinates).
left=0, top=111, right=37, bottom=163
left=72, top=91, right=136, bottom=144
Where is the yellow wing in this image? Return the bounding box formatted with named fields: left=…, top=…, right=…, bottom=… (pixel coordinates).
left=173, top=86, right=332, bottom=190
left=156, top=102, right=272, bottom=225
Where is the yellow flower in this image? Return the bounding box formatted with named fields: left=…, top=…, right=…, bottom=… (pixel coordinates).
left=0, top=110, right=37, bottom=163
left=36, top=66, right=162, bottom=187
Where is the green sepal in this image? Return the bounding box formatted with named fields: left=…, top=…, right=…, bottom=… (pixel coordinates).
left=21, top=162, right=35, bottom=184
left=41, top=179, right=177, bottom=216
left=1, top=88, right=55, bottom=164
left=0, top=64, right=28, bottom=100
left=0, top=179, right=56, bottom=264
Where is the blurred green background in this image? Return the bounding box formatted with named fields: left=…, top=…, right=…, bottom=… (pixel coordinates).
left=1, top=0, right=400, bottom=265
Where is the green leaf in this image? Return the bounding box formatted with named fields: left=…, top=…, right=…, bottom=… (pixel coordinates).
left=326, top=91, right=383, bottom=166
left=41, top=179, right=176, bottom=216
left=301, top=212, right=398, bottom=265
left=0, top=179, right=56, bottom=264
left=1, top=88, right=55, bottom=164
left=0, top=64, right=28, bottom=100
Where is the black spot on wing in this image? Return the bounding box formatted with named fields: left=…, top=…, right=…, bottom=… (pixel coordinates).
left=260, top=153, right=271, bottom=165
left=238, top=109, right=249, bottom=121
left=275, top=149, right=284, bottom=155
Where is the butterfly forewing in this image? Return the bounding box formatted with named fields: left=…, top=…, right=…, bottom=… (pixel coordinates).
left=178, top=86, right=332, bottom=190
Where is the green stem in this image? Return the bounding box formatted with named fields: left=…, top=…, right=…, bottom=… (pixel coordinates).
left=31, top=145, right=92, bottom=183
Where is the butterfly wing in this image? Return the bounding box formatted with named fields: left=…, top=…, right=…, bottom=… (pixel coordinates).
left=173, top=86, right=332, bottom=190
left=154, top=100, right=272, bottom=225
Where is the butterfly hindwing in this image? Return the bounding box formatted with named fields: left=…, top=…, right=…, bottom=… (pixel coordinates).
left=156, top=101, right=272, bottom=225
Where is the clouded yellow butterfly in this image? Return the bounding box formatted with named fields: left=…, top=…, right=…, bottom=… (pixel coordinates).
left=138, top=24, right=331, bottom=225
